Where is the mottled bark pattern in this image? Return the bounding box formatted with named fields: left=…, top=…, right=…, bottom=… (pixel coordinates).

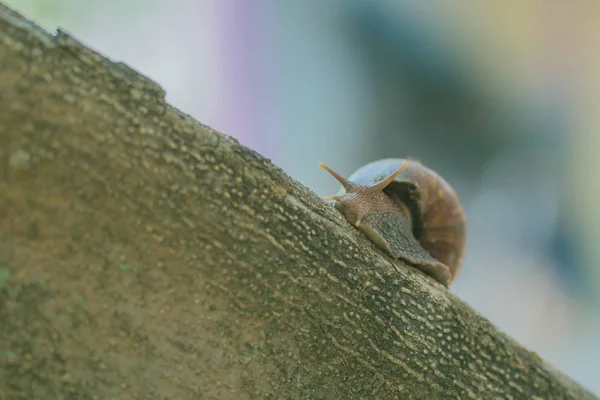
left=0, top=3, right=596, bottom=400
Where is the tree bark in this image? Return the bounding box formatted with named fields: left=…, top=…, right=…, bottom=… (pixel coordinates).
left=0, top=3, right=596, bottom=400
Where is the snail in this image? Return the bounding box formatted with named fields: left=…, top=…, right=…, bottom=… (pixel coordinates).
left=320, top=158, right=466, bottom=286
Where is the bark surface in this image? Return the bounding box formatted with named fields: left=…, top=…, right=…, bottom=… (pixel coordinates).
left=0, top=3, right=597, bottom=400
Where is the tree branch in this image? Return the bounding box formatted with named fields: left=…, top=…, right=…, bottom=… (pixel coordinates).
left=0, top=3, right=596, bottom=399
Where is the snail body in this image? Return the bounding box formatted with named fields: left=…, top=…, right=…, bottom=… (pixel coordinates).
left=320, top=158, right=467, bottom=286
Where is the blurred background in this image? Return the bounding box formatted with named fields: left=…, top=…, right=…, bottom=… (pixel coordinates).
left=6, top=0, right=600, bottom=394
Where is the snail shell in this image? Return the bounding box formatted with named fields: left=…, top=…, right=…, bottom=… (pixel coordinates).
left=320, top=158, right=467, bottom=286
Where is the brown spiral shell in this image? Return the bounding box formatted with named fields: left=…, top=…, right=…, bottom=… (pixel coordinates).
left=340, top=158, right=467, bottom=283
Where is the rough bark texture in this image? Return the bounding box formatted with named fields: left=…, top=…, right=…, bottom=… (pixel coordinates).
left=0, top=3, right=596, bottom=400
